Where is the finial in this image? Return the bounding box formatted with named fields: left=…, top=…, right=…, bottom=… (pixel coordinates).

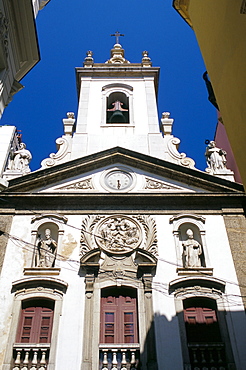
left=161, top=112, right=173, bottom=135
left=67, top=112, right=75, bottom=119
left=142, top=50, right=152, bottom=67
left=83, top=50, right=94, bottom=67
left=111, top=31, right=124, bottom=45
left=63, top=112, right=76, bottom=137
left=105, top=40, right=130, bottom=64
left=162, top=112, right=170, bottom=119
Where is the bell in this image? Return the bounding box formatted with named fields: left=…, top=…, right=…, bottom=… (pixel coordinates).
left=109, top=110, right=126, bottom=123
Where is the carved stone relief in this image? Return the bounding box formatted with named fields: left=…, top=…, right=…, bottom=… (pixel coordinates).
left=241, top=0, right=246, bottom=13
left=95, top=216, right=142, bottom=254
left=80, top=214, right=158, bottom=258
left=0, top=11, right=9, bottom=61
left=56, top=178, right=94, bottom=190
left=145, top=177, right=183, bottom=191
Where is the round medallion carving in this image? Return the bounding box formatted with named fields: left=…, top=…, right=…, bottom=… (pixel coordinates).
left=94, top=215, right=142, bottom=254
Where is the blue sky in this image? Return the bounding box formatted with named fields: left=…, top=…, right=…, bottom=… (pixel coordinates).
left=1, top=0, right=216, bottom=171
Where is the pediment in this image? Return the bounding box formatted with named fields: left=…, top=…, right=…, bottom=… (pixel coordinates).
left=3, top=147, right=243, bottom=194
left=36, top=165, right=198, bottom=193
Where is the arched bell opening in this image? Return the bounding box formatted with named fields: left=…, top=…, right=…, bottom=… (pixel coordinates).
left=107, top=92, right=129, bottom=123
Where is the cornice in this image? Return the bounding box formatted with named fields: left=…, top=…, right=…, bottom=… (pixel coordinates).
left=3, top=147, right=244, bottom=193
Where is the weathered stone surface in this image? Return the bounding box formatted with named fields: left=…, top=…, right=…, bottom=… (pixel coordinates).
left=0, top=215, right=13, bottom=274
left=223, top=214, right=246, bottom=308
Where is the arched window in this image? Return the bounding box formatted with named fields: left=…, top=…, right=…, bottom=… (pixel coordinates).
left=16, top=299, right=54, bottom=344
left=106, top=92, right=129, bottom=124
left=100, top=287, right=138, bottom=344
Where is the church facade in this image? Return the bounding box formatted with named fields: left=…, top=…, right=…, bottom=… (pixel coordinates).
left=0, top=43, right=246, bottom=370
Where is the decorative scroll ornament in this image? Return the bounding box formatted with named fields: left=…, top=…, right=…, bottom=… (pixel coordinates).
left=80, top=215, right=103, bottom=256
left=57, top=178, right=94, bottom=190
left=160, top=112, right=195, bottom=169
left=95, top=216, right=142, bottom=254
left=80, top=214, right=158, bottom=257
left=136, top=215, right=158, bottom=257
left=40, top=137, right=69, bottom=169
left=167, top=137, right=195, bottom=168
left=145, top=177, right=182, bottom=191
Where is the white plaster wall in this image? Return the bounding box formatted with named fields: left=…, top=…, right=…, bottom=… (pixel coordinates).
left=0, top=215, right=33, bottom=367
left=204, top=215, right=246, bottom=368
left=151, top=213, right=246, bottom=369
left=55, top=215, right=85, bottom=369
left=153, top=215, right=184, bottom=369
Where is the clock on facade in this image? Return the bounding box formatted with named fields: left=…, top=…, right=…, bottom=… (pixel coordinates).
left=104, top=169, right=133, bottom=190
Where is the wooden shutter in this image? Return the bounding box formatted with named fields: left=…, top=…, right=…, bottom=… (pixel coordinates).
left=16, top=302, right=54, bottom=343
left=184, top=305, right=221, bottom=343
left=100, top=288, right=138, bottom=344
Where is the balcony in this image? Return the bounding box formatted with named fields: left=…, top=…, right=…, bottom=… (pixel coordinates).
left=188, top=342, right=226, bottom=370
left=99, top=344, right=140, bottom=369
left=13, top=344, right=50, bottom=370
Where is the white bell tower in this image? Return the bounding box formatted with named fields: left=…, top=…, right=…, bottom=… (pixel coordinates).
left=71, top=43, right=164, bottom=159
left=40, top=41, right=195, bottom=170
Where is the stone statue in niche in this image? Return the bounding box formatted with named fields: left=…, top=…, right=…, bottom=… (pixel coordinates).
left=182, top=229, right=202, bottom=268
left=205, top=140, right=227, bottom=171
left=36, top=229, right=57, bottom=267
left=11, top=142, right=32, bottom=173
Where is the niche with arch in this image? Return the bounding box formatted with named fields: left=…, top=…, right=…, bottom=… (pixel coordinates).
left=170, top=214, right=212, bottom=275
left=27, top=214, right=67, bottom=272
left=34, top=223, right=59, bottom=268
left=179, top=222, right=205, bottom=268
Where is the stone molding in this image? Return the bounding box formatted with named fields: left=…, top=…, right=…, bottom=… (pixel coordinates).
left=169, top=276, right=225, bottom=296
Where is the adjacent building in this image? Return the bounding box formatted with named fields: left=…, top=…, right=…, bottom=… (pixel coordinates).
left=173, top=0, right=246, bottom=187
left=0, top=0, right=50, bottom=117
left=0, top=44, right=246, bottom=370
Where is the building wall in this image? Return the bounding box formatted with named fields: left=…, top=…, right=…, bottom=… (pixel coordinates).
left=0, top=210, right=245, bottom=369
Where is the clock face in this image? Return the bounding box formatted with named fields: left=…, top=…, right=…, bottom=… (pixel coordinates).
left=105, top=170, right=133, bottom=190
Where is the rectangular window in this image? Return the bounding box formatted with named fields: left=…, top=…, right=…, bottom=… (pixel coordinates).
left=100, top=288, right=138, bottom=344
left=16, top=301, right=54, bottom=344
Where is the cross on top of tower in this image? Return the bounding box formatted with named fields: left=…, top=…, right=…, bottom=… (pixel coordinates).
left=110, top=31, right=124, bottom=44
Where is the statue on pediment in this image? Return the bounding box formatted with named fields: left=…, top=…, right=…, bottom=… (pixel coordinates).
left=11, top=142, right=32, bottom=173
left=205, top=140, right=227, bottom=171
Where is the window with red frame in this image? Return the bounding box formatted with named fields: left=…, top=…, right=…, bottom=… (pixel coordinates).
left=16, top=299, right=54, bottom=344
